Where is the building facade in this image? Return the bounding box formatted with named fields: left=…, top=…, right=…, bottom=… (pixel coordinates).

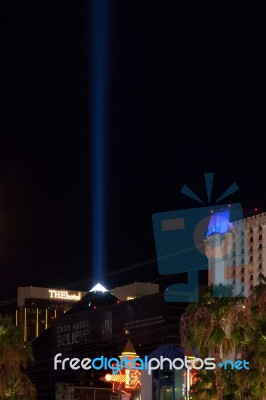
left=29, top=284, right=188, bottom=400
left=206, top=211, right=266, bottom=296
left=110, top=282, right=159, bottom=301
left=17, top=286, right=87, bottom=341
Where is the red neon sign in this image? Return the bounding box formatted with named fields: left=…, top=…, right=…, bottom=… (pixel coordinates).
left=103, top=342, right=141, bottom=392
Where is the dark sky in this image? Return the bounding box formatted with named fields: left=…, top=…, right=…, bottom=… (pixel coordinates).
left=0, top=1, right=265, bottom=313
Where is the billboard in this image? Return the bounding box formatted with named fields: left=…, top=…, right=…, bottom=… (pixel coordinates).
left=52, top=293, right=172, bottom=356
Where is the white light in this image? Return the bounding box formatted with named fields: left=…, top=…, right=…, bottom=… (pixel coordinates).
left=89, top=283, right=108, bottom=292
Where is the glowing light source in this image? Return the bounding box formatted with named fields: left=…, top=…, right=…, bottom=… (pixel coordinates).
left=89, top=283, right=108, bottom=292
left=90, top=0, right=111, bottom=284
left=102, top=340, right=141, bottom=392
left=105, top=374, right=112, bottom=381
left=206, top=211, right=230, bottom=236
left=104, top=367, right=141, bottom=391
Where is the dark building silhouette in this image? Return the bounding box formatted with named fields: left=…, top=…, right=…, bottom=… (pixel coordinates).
left=29, top=284, right=187, bottom=400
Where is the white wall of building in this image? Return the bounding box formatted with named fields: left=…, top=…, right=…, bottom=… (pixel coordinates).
left=207, top=211, right=266, bottom=296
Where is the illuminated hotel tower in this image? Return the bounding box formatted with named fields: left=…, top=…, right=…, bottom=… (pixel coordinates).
left=17, top=286, right=87, bottom=341
left=206, top=211, right=266, bottom=296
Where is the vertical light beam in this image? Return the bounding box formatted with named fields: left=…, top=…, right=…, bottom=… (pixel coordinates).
left=91, top=0, right=109, bottom=285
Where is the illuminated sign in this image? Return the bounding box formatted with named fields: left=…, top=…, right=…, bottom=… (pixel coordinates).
left=105, top=368, right=141, bottom=390
left=103, top=340, right=141, bottom=393
left=48, top=290, right=81, bottom=301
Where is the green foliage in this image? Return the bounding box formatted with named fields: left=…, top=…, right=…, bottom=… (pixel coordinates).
left=180, top=279, right=266, bottom=399
left=0, top=316, right=36, bottom=400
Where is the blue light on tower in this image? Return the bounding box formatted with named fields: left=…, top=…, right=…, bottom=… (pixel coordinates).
left=205, top=211, right=230, bottom=236
left=90, top=0, right=110, bottom=285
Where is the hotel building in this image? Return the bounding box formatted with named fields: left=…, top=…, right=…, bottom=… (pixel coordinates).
left=17, top=286, right=87, bottom=341
left=206, top=211, right=266, bottom=296
left=110, top=281, right=159, bottom=301
left=29, top=282, right=188, bottom=400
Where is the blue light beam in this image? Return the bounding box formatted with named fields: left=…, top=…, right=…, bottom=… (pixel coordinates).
left=90, top=0, right=110, bottom=285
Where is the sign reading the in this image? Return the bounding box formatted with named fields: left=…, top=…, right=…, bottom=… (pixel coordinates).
left=48, top=290, right=81, bottom=301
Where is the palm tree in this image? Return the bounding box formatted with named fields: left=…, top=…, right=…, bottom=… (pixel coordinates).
left=190, top=368, right=240, bottom=400
left=230, top=274, right=266, bottom=399
left=0, top=315, right=36, bottom=399
left=189, top=368, right=216, bottom=399
left=180, top=285, right=241, bottom=400
left=180, top=278, right=266, bottom=400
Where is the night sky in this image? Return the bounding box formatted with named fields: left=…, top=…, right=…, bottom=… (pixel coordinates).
left=0, top=1, right=265, bottom=313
